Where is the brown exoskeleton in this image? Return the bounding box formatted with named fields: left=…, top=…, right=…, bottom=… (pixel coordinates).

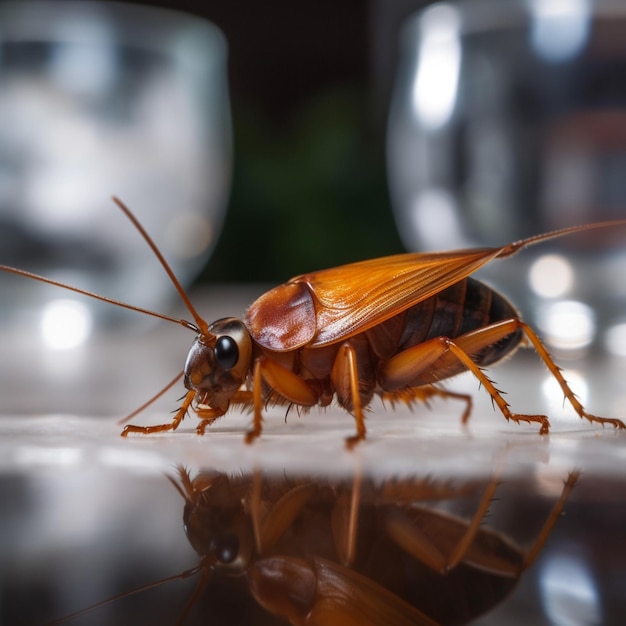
left=2, top=198, right=625, bottom=445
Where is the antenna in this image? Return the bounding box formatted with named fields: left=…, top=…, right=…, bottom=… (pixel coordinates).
left=497, top=219, right=626, bottom=258
left=0, top=265, right=197, bottom=331
left=111, top=197, right=212, bottom=337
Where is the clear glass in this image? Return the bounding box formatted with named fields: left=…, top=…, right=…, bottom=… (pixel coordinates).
left=0, top=1, right=231, bottom=333
left=387, top=0, right=626, bottom=355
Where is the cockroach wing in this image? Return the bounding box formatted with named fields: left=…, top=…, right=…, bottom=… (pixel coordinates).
left=249, top=556, right=439, bottom=626
left=309, top=558, right=440, bottom=626
left=246, top=281, right=318, bottom=350
left=247, top=247, right=502, bottom=351
left=305, top=248, right=505, bottom=347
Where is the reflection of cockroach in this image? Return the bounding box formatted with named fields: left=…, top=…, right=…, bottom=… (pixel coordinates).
left=2, top=198, right=625, bottom=445
left=51, top=468, right=580, bottom=625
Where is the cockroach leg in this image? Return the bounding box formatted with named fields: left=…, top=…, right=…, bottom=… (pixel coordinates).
left=245, top=357, right=318, bottom=444
left=462, top=319, right=626, bottom=431
left=195, top=412, right=225, bottom=435
left=389, top=469, right=578, bottom=581
left=121, top=389, right=195, bottom=436
left=256, top=357, right=319, bottom=406
left=446, top=473, right=500, bottom=571
left=435, top=389, right=473, bottom=423
left=522, top=471, right=580, bottom=569
left=331, top=343, right=367, bottom=448
left=380, top=317, right=626, bottom=434
left=380, top=329, right=550, bottom=434
left=196, top=390, right=255, bottom=434
left=381, top=386, right=473, bottom=423
left=518, top=323, right=626, bottom=430
left=250, top=470, right=264, bottom=554
left=245, top=359, right=265, bottom=444
left=443, top=337, right=553, bottom=435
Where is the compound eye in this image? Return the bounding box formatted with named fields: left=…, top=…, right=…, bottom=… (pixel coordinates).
left=215, top=335, right=239, bottom=370
left=211, top=532, right=239, bottom=564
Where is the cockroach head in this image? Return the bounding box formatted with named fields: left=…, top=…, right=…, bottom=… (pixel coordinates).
left=183, top=318, right=252, bottom=398
left=172, top=470, right=255, bottom=574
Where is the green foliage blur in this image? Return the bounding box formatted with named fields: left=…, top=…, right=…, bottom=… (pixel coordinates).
left=201, top=87, right=404, bottom=284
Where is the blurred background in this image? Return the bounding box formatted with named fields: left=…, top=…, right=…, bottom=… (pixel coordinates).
left=150, top=0, right=410, bottom=283
left=2, top=0, right=626, bottom=368
left=2, top=0, right=626, bottom=416
left=0, top=0, right=412, bottom=416
left=2, top=4, right=626, bottom=624
left=0, top=0, right=406, bottom=328
left=2, top=0, right=626, bottom=351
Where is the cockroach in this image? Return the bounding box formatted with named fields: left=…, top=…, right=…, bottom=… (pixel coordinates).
left=1, top=197, right=625, bottom=446
left=49, top=467, right=579, bottom=625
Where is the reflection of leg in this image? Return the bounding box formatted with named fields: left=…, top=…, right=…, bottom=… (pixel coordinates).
left=331, top=470, right=362, bottom=567
left=523, top=471, right=580, bottom=569
left=382, top=473, right=500, bottom=574
left=250, top=471, right=318, bottom=556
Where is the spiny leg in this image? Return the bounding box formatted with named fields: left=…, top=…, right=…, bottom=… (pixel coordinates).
left=381, top=325, right=552, bottom=434
left=444, top=338, right=552, bottom=434
left=519, top=321, right=625, bottom=430
left=385, top=470, right=578, bottom=577
left=245, top=358, right=264, bottom=444
left=381, top=386, right=473, bottom=423
left=344, top=470, right=362, bottom=566
left=248, top=470, right=318, bottom=557
left=195, top=407, right=228, bottom=435
left=121, top=389, right=195, bottom=436
left=329, top=469, right=363, bottom=567
left=458, top=318, right=625, bottom=430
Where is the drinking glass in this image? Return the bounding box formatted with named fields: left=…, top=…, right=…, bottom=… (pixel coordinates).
left=0, top=1, right=231, bottom=340
left=388, top=0, right=626, bottom=354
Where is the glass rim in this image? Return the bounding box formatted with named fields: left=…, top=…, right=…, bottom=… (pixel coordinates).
left=0, top=0, right=227, bottom=59
left=402, top=0, right=626, bottom=38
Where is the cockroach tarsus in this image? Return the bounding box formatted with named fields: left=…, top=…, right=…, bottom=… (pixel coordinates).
left=2, top=197, right=626, bottom=445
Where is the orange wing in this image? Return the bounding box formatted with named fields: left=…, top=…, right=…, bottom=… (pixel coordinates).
left=244, top=220, right=626, bottom=350
left=300, top=248, right=502, bottom=346
left=246, top=247, right=503, bottom=351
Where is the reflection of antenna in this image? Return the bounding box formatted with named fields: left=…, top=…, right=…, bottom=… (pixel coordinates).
left=48, top=565, right=203, bottom=626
